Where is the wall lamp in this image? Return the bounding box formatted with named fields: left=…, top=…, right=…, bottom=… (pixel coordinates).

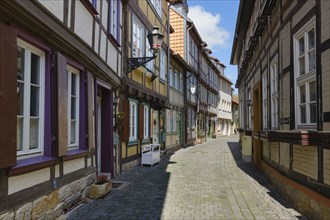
left=127, top=26, right=164, bottom=75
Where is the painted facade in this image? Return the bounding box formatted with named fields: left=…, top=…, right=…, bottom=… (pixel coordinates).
left=0, top=0, right=122, bottom=218
left=231, top=0, right=330, bottom=218
left=119, top=0, right=169, bottom=172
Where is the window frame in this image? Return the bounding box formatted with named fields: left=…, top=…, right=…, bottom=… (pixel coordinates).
left=129, top=101, right=138, bottom=141
left=159, top=49, right=166, bottom=81
left=294, top=17, right=317, bottom=129
left=67, top=65, right=80, bottom=149
left=132, top=17, right=144, bottom=58
left=270, top=57, right=278, bottom=130
left=108, top=0, right=121, bottom=43
left=143, top=105, right=149, bottom=139
left=16, top=39, right=46, bottom=158
left=149, top=0, right=162, bottom=19
left=262, top=71, right=268, bottom=130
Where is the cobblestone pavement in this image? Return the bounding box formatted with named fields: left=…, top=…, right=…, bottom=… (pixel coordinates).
left=68, top=135, right=305, bottom=220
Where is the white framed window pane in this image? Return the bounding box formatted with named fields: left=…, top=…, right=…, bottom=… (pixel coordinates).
left=299, top=37, right=304, bottom=56
left=308, top=29, right=315, bottom=49
left=310, top=103, right=317, bottom=123
left=17, top=117, right=24, bottom=151
left=30, top=53, right=40, bottom=85
left=309, top=81, right=316, bottom=101
left=300, top=106, right=306, bottom=123
left=29, top=118, right=39, bottom=149
left=30, top=85, right=40, bottom=117
left=308, top=50, right=316, bottom=71
left=70, top=120, right=76, bottom=144
left=17, top=82, right=24, bottom=115
left=299, top=57, right=305, bottom=75
left=300, top=85, right=306, bottom=103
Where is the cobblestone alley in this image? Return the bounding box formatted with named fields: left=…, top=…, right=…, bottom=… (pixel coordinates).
left=67, top=135, right=304, bottom=220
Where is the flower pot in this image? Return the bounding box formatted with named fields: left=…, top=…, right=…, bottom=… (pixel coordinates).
left=89, top=182, right=112, bottom=199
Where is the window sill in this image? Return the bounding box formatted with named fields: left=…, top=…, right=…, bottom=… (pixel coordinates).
left=142, top=139, right=150, bottom=144
left=128, top=140, right=138, bottom=146
left=108, top=34, right=121, bottom=48
left=9, top=156, right=56, bottom=177
left=80, top=0, right=99, bottom=16
left=64, top=149, right=88, bottom=161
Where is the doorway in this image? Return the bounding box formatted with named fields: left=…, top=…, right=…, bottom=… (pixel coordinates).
left=95, top=85, right=114, bottom=176
left=152, top=110, right=159, bottom=144
left=253, top=82, right=262, bottom=169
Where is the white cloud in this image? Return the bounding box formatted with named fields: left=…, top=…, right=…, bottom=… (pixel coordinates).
left=188, top=6, right=229, bottom=50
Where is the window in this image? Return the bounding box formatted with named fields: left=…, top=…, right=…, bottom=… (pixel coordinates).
left=17, top=39, right=45, bottom=157
left=172, top=110, right=177, bottom=132
left=143, top=106, right=149, bottom=139
left=149, top=0, right=162, bottom=18
left=169, top=67, right=174, bottom=87
left=166, top=109, right=171, bottom=132
left=294, top=17, right=316, bottom=127
left=174, top=71, right=179, bottom=90
left=179, top=73, right=183, bottom=92
left=67, top=66, right=80, bottom=148
left=262, top=72, right=268, bottom=130
left=247, top=88, right=252, bottom=129
left=132, top=18, right=144, bottom=58
left=109, top=0, right=120, bottom=42
left=129, top=101, right=137, bottom=141
left=145, top=35, right=155, bottom=71
left=270, top=60, right=278, bottom=129
left=159, top=49, right=166, bottom=81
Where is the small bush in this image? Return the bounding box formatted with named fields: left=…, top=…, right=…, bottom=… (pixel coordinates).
left=95, top=174, right=109, bottom=185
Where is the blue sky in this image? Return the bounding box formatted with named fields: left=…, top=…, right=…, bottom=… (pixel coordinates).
left=187, top=0, right=240, bottom=94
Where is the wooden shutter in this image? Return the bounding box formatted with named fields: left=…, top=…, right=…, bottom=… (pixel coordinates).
left=121, top=99, right=129, bottom=142
left=138, top=104, right=144, bottom=140
left=57, top=52, right=68, bottom=156
left=87, top=72, right=95, bottom=149
left=0, top=24, right=17, bottom=168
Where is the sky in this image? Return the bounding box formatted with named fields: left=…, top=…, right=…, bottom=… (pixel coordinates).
left=187, top=0, right=240, bottom=94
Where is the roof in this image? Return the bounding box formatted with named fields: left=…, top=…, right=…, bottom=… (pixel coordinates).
left=230, top=0, right=255, bottom=65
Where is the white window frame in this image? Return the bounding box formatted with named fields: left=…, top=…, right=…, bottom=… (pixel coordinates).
left=143, top=105, right=149, bottom=139
left=294, top=17, right=317, bottom=128
left=132, top=17, right=144, bottom=58
left=16, top=39, right=45, bottom=158
left=270, top=57, right=278, bottom=130
left=129, top=101, right=137, bottom=141
left=159, top=49, right=166, bottom=81
left=109, top=0, right=118, bottom=41
left=145, top=34, right=155, bottom=71
left=67, top=66, right=80, bottom=149
left=262, top=71, right=268, bottom=130
left=149, top=0, right=162, bottom=18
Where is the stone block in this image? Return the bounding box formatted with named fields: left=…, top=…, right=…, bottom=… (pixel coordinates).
left=32, top=196, right=48, bottom=220
left=47, top=190, right=59, bottom=210
left=15, top=202, right=32, bottom=220
left=89, top=182, right=112, bottom=199
left=0, top=211, right=14, bottom=220
left=63, top=192, right=81, bottom=211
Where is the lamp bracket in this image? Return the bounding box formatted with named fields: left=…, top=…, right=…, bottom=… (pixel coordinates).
left=127, top=56, right=156, bottom=73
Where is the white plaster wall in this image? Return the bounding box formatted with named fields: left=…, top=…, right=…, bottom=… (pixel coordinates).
left=63, top=158, right=85, bottom=175
left=55, top=164, right=60, bottom=178
left=107, top=42, right=118, bottom=73
left=8, top=168, right=50, bottom=195
left=218, top=91, right=232, bottom=120
left=94, top=23, right=100, bottom=53
left=87, top=158, right=92, bottom=167
left=101, top=0, right=108, bottom=28
left=74, top=1, right=93, bottom=47
left=38, top=0, right=64, bottom=22
left=100, top=32, right=107, bottom=61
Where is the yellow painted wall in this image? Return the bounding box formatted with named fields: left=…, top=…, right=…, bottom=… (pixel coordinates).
left=122, top=142, right=127, bottom=159
left=127, top=146, right=137, bottom=157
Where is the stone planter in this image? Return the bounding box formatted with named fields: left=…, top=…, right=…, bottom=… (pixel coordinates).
left=89, top=182, right=112, bottom=199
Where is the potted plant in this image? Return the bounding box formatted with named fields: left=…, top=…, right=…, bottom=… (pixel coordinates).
left=89, top=174, right=112, bottom=199
left=115, top=112, right=126, bottom=131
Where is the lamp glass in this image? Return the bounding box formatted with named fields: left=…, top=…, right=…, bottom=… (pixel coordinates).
left=190, top=84, right=196, bottom=95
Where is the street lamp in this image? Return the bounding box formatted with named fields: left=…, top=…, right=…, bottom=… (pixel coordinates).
left=127, top=26, right=164, bottom=74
